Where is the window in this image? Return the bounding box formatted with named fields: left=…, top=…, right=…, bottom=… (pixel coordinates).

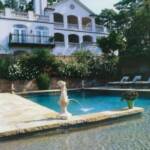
left=35, top=26, right=49, bottom=44
left=13, top=25, right=27, bottom=43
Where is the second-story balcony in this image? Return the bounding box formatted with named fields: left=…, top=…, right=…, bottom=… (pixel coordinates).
left=9, top=34, right=54, bottom=48
left=54, top=22, right=64, bottom=28
left=82, top=25, right=92, bottom=32
left=68, top=24, right=79, bottom=30
left=0, top=8, right=50, bottom=23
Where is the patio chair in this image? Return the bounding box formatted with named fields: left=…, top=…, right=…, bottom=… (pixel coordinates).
left=108, top=76, right=129, bottom=84
left=132, top=76, right=142, bottom=83
left=135, top=77, right=150, bottom=84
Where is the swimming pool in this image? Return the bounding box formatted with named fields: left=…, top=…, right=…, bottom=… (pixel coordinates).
left=25, top=90, right=150, bottom=115
left=1, top=90, right=150, bottom=150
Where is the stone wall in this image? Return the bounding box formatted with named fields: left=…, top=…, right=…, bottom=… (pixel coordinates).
left=0, top=78, right=83, bottom=93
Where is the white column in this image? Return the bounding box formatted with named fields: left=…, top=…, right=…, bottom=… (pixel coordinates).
left=33, top=0, right=41, bottom=15
left=48, top=11, right=54, bottom=23
left=5, top=8, right=12, bottom=18
left=65, top=34, right=68, bottom=49
left=79, top=35, right=83, bottom=49
left=41, top=0, right=47, bottom=15
left=28, top=11, right=34, bottom=20
left=64, top=15, right=68, bottom=29
left=91, top=17, right=96, bottom=32
left=78, top=17, right=82, bottom=30
left=79, top=35, right=83, bottom=44
left=93, top=35, right=97, bottom=43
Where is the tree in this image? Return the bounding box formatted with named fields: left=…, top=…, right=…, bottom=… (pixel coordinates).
left=4, top=0, right=18, bottom=10
left=124, top=0, right=150, bottom=57
left=0, top=0, right=4, bottom=9
left=26, top=0, right=33, bottom=11
left=96, top=9, right=117, bottom=32
left=18, top=0, right=27, bottom=11
left=97, top=31, right=126, bottom=55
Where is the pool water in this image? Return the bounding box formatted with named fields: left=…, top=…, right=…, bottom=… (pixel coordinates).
left=25, top=90, right=150, bottom=115
left=1, top=90, right=150, bottom=150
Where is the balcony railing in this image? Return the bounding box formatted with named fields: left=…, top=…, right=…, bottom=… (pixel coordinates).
left=82, top=25, right=92, bottom=32
left=36, top=15, right=50, bottom=22
left=55, top=41, right=65, bottom=47
left=96, top=25, right=104, bottom=33
left=68, top=24, right=79, bottom=29
left=68, top=42, right=80, bottom=48
left=54, top=22, right=64, bottom=28
left=12, top=11, right=28, bottom=19
left=9, top=34, right=54, bottom=47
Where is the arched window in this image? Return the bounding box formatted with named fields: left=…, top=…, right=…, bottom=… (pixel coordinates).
left=54, top=33, right=64, bottom=42
left=67, top=15, right=78, bottom=29
left=83, top=35, right=93, bottom=43
left=13, top=24, right=27, bottom=43
left=35, top=26, right=49, bottom=44
left=82, top=17, right=92, bottom=31
left=54, top=13, right=64, bottom=23
left=68, top=34, right=79, bottom=43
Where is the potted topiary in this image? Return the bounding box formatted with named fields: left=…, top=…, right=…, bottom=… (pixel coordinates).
left=122, top=91, right=139, bottom=109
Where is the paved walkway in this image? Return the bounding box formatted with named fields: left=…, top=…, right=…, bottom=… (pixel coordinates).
left=0, top=93, right=58, bottom=137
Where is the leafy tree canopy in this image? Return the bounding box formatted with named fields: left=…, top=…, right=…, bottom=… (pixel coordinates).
left=0, top=0, right=4, bottom=9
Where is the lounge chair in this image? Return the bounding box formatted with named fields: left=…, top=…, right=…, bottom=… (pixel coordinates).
left=132, top=76, right=142, bottom=83
left=135, top=77, right=150, bottom=84
left=123, top=75, right=142, bottom=85
left=108, top=76, right=129, bottom=85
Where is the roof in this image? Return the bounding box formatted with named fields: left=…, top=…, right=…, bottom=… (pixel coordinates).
left=47, top=0, right=96, bottom=15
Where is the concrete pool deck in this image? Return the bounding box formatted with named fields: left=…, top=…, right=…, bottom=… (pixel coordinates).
left=0, top=93, right=144, bottom=138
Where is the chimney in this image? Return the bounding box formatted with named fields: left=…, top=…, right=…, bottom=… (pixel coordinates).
left=33, top=0, right=47, bottom=15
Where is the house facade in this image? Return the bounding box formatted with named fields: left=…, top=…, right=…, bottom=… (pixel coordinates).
left=0, top=0, right=108, bottom=55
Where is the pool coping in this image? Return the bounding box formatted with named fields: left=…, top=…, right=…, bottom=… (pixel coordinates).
left=0, top=107, right=144, bottom=138
left=0, top=93, right=144, bottom=138
left=16, top=88, right=82, bottom=95
left=84, top=87, right=150, bottom=92
left=15, top=87, right=150, bottom=96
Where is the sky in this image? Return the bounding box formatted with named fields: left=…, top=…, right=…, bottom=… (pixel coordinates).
left=80, top=0, right=120, bottom=14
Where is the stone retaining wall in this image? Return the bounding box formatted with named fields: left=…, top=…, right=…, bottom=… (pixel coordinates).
left=0, top=78, right=83, bottom=92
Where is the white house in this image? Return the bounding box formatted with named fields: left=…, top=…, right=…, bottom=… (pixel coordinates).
left=0, top=0, right=108, bottom=55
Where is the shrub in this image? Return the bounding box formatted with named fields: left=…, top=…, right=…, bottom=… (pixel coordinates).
left=36, top=73, right=50, bottom=90
left=56, top=60, right=89, bottom=79
left=0, top=57, right=12, bottom=79
left=8, top=59, right=39, bottom=81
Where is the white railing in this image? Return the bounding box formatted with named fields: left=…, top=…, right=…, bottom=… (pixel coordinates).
left=68, top=24, right=79, bottom=29
left=36, top=15, right=49, bottom=22
left=0, top=10, right=4, bottom=17
left=81, top=42, right=97, bottom=49
left=12, top=11, right=28, bottom=19
left=55, top=41, right=65, bottom=47
left=68, top=42, right=80, bottom=48
left=54, top=22, right=64, bottom=28
left=82, top=25, right=92, bottom=32
left=96, top=25, right=104, bottom=33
